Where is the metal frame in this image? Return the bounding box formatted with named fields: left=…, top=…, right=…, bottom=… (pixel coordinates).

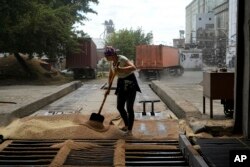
left=179, top=134, right=209, bottom=167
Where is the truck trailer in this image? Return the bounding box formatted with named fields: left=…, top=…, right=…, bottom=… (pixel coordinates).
left=66, top=38, right=98, bottom=79
left=136, top=45, right=184, bottom=80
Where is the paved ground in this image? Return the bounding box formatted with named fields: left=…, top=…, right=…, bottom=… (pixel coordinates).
left=0, top=71, right=235, bottom=136
left=150, top=71, right=234, bottom=135
left=154, top=71, right=227, bottom=119
left=0, top=81, right=82, bottom=126
left=32, top=78, right=171, bottom=118
left=0, top=78, right=180, bottom=140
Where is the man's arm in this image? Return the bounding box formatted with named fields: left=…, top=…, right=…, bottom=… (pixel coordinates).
left=116, top=60, right=136, bottom=73
left=108, top=63, right=115, bottom=85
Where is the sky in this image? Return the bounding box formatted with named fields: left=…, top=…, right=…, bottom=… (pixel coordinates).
left=76, top=0, right=193, bottom=46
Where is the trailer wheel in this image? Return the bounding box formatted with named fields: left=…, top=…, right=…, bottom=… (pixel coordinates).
left=169, top=68, right=177, bottom=76
left=221, top=99, right=234, bottom=118
left=90, top=69, right=97, bottom=79
left=156, top=71, right=161, bottom=80
left=177, top=66, right=184, bottom=76
left=73, top=69, right=80, bottom=79
left=138, top=70, right=146, bottom=80
left=169, top=66, right=184, bottom=76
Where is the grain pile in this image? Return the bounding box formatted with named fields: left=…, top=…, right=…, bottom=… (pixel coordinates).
left=113, top=139, right=126, bottom=167
left=81, top=120, right=109, bottom=132
left=0, top=114, right=126, bottom=140
left=0, top=114, right=184, bottom=166
left=178, top=119, right=213, bottom=138
left=0, top=54, right=70, bottom=85
left=0, top=113, right=181, bottom=140
left=49, top=144, right=70, bottom=167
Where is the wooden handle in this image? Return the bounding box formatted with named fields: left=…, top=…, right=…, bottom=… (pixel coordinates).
left=98, top=94, right=108, bottom=114
left=97, top=73, right=115, bottom=114
left=98, top=62, right=119, bottom=114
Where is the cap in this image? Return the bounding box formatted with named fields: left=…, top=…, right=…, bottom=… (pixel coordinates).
left=104, top=46, right=116, bottom=56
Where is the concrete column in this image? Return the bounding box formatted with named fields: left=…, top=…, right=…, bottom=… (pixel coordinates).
left=235, top=0, right=250, bottom=138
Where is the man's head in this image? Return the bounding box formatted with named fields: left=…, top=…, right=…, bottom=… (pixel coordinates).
left=104, top=46, right=117, bottom=61
left=104, top=46, right=116, bottom=57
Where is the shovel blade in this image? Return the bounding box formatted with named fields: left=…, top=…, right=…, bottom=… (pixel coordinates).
left=89, top=113, right=105, bottom=123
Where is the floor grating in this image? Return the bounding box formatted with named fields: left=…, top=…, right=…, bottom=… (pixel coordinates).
left=0, top=139, right=189, bottom=167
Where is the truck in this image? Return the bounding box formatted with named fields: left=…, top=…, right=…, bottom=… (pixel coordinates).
left=66, top=38, right=98, bottom=79
left=179, top=48, right=202, bottom=70
left=136, top=45, right=184, bottom=80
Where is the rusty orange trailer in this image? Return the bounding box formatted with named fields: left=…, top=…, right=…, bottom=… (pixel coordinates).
left=136, top=45, right=184, bottom=80
left=66, top=38, right=97, bottom=79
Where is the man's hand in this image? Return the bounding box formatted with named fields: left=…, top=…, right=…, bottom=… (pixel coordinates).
left=114, top=66, right=121, bottom=73
left=105, top=89, right=110, bottom=96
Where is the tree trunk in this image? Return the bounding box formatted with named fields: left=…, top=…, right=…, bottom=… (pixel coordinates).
left=14, top=53, right=35, bottom=78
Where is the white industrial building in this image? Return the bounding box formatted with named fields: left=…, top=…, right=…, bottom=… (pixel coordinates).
left=227, top=0, right=237, bottom=67
left=185, top=0, right=220, bottom=44
left=185, top=0, right=237, bottom=68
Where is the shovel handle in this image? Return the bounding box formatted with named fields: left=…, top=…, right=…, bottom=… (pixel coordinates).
left=98, top=94, right=108, bottom=114
left=98, top=62, right=119, bottom=114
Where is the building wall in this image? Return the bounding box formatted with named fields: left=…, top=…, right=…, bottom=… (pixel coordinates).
left=186, top=0, right=198, bottom=43
left=173, top=39, right=185, bottom=48
left=196, top=13, right=215, bottom=30
left=212, top=1, right=229, bottom=66
left=227, top=0, right=237, bottom=67
left=186, top=0, right=215, bottom=43
left=179, top=48, right=203, bottom=69
left=214, top=0, right=228, bottom=6
left=214, top=1, right=229, bottom=32
left=185, top=0, right=227, bottom=44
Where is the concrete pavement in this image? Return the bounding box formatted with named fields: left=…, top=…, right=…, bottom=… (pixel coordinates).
left=0, top=81, right=82, bottom=126
left=0, top=77, right=234, bottom=136
left=151, top=80, right=234, bottom=135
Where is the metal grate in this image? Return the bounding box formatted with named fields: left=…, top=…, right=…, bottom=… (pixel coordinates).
left=196, top=138, right=250, bottom=167
left=64, top=140, right=116, bottom=166
left=125, top=140, right=188, bottom=167
left=0, top=139, right=189, bottom=167
left=0, top=140, right=59, bottom=166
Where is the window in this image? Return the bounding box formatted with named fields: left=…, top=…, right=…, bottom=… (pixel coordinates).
left=190, top=54, right=199, bottom=59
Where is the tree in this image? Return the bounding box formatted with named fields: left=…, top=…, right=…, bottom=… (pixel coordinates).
left=0, top=0, right=98, bottom=57
left=0, top=0, right=98, bottom=77
left=105, top=28, right=153, bottom=60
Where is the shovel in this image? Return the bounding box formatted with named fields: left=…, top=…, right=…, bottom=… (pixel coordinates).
left=89, top=63, right=118, bottom=123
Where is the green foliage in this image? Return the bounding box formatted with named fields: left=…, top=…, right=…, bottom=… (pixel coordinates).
left=105, top=28, right=153, bottom=60
left=0, top=0, right=98, bottom=58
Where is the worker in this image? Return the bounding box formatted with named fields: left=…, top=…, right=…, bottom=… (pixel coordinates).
left=104, top=46, right=141, bottom=136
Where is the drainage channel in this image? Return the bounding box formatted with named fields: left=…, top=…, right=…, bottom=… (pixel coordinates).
left=125, top=139, right=188, bottom=166
left=0, top=135, right=207, bottom=167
